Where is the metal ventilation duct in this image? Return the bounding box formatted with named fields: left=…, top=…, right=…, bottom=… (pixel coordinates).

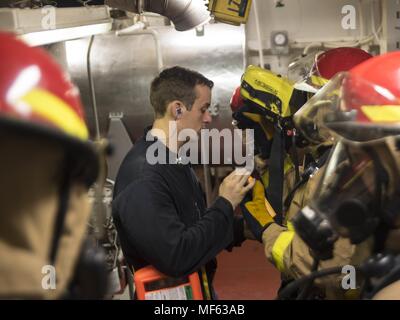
left=105, top=0, right=211, bottom=31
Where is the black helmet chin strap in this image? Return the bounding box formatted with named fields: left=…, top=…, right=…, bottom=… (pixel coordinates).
left=370, top=150, right=391, bottom=254
left=50, top=158, right=109, bottom=300
left=49, top=157, right=72, bottom=264
left=266, top=126, right=285, bottom=225
left=264, top=87, right=308, bottom=224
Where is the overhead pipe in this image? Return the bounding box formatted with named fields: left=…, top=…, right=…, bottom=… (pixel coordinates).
left=87, top=35, right=101, bottom=141
left=251, top=0, right=265, bottom=69
left=105, top=0, right=211, bottom=31
left=116, top=20, right=164, bottom=72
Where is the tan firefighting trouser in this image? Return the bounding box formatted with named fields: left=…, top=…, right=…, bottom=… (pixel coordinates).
left=262, top=167, right=372, bottom=299
left=373, top=280, right=400, bottom=300
left=0, top=135, right=92, bottom=299
left=372, top=229, right=400, bottom=300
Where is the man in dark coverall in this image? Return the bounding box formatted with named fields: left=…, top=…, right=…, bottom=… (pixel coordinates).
left=113, top=66, right=255, bottom=299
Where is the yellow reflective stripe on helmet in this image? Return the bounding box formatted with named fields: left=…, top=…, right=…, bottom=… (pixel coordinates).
left=271, top=221, right=295, bottom=272
left=361, top=105, right=400, bottom=122
left=21, top=89, right=88, bottom=140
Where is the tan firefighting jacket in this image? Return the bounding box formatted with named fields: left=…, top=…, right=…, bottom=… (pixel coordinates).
left=0, top=134, right=99, bottom=299
left=0, top=183, right=91, bottom=299
left=262, top=165, right=372, bottom=299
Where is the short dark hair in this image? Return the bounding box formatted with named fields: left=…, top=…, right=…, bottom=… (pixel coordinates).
left=150, top=66, right=214, bottom=117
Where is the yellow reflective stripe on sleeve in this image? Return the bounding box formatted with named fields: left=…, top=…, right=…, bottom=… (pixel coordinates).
left=344, top=288, right=361, bottom=300
left=21, top=89, right=88, bottom=140
left=361, top=105, right=400, bottom=122
left=287, top=221, right=295, bottom=231
left=271, top=223, right=295, bottom=273
left=201, top=266, right=211, bottom=300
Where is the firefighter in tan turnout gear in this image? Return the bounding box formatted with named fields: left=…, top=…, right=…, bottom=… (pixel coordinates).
left=0, top=33, right=107, bottom=299
left=232, top=48, right=373, bottom=299
left=283, top=51, right=400, bottom=300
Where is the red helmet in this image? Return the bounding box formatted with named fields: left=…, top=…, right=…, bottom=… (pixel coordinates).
left=230, top=86, right=244, bottom=114
left=294, top=47, right=372, bottom=93
left=296, top=53, right=400, bottom=245
left=0, top=32, right=98, bottom=185
left=313, top=47, right=373, bottom=81
left=336, top=51, right=400, bottom=141
left=295, top=51, right=400, bottom=144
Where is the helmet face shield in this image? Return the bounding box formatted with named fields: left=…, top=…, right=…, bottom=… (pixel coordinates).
left=300, top=51, right=329, bottom=92
left=291, top=47, right=373, bottom=94
left=293, top=73, right=345, bottom=144
left=294, top=72, right=400, bottom=145
left=291, top=51, right=333, bottom=93
left=288, top=52, right=323, bottom=93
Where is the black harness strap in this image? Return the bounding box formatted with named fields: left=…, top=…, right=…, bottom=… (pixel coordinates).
left=266, top=127, right=285, bottom=225
left=283, top=148, right=331, bottom=214
left=50, top=159, right=72, bottom=264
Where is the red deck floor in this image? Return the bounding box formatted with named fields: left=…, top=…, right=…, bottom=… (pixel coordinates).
left=214, top=240, right=281, bottom=300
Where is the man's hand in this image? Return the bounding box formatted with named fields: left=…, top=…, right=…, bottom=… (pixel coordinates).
left=219, top=169, right=256, bottom=209
left=241, top=180, right=275, bottom=242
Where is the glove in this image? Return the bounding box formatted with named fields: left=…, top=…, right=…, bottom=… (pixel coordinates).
left=241, top=180, right=275, bottom=242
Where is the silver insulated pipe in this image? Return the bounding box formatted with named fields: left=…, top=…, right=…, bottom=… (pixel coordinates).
left=105, top=0, right=211, bottom=31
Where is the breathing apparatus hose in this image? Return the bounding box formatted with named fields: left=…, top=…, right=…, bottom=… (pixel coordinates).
left=277, top=265, right=348, bottom=300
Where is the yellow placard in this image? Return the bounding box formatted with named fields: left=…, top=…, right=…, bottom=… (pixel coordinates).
left=208, top=0, right=252, bottom=25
